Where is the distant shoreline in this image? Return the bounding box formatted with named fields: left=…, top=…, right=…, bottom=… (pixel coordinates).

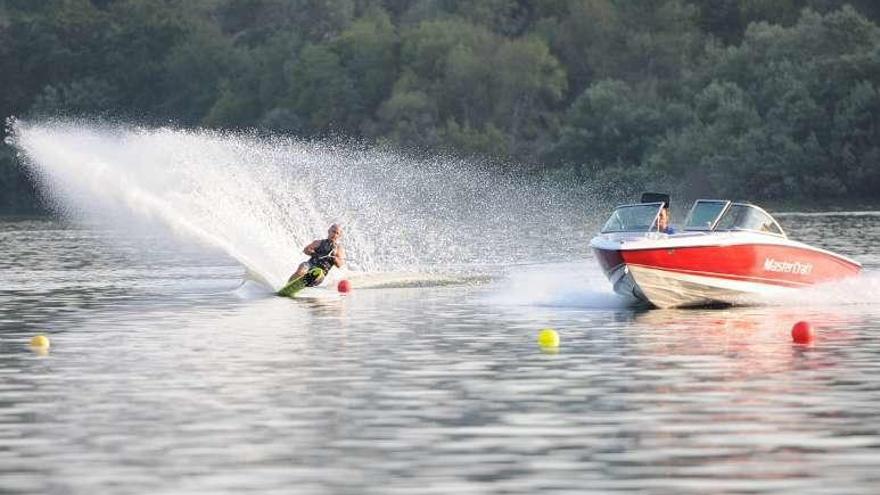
left=762, top=198, right=880, bottom=214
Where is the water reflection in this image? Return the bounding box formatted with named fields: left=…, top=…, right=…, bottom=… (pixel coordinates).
left=2, top=216, right=880, bottom=494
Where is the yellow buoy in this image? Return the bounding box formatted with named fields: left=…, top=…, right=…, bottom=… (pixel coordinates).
left=537, top=328, right=559, bottom=348
left=30, top=335, right=51, bottom=348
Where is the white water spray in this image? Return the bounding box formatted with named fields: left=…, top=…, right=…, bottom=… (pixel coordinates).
left=9, top=119, right=600, bottom=290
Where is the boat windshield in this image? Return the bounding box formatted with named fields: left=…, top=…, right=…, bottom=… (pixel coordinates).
left=715, top=203, right=785, bottom=236
left=601, top=203, right=663, bottom=233
left=684, top=200, right=730, bottom=230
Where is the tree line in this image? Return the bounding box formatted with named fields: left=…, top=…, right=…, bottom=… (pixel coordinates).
left=2, top=0, right=879, bottom=211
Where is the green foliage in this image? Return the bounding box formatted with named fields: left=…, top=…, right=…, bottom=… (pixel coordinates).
left=552, top=0, right=702, bottom=97
left=441, top=120, right=508, bottom=158
left=378, top=75, right=440, bottom=148
left=4, top=0, right=880, bottom=210
left=161, top=19, right=236, bottom=124
left=335, top=9, right=398, bottom=132
left=204, top=30, right=304, bottom=128
left=650, top=81, right=770, bottom=196
left=386, top=18, right=565, bottom=157
left=215, top=0, right=355, bottom=43
left=0, top=145, right=38, bottom=212
left=289, top=43, right=357, bottom=132
left=453, top=0, right=535, bottom=36
left=492, top=36, right=567, bottom=156
left=102, top=0, right=192, bottom=110
left=661, top=5, right=880, bottom=197
left=555, top=79, right=685, bottom=168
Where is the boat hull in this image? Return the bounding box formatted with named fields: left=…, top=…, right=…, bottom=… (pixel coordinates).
left=592, top=241, right=861, bottom=309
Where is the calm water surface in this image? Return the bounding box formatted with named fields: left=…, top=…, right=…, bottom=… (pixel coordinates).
left=2, top=214, right=880, bottom=494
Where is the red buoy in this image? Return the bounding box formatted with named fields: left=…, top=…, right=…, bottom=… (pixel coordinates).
left=337, top=279, right=351, bottom=293
left=791, top=321, right=814, bottom=344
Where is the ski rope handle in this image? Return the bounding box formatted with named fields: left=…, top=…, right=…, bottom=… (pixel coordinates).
left=313, top=244, right=337, bottom=260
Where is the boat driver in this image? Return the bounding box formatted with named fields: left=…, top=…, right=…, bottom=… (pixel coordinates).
left=658, top=204, right=676, bottom=234
left=288, top=223, right=346, bottom=285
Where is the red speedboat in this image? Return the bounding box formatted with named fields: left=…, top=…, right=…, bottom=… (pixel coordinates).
left=590, top=194, right=862, bottom=308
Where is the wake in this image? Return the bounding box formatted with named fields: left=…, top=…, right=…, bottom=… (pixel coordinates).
left=9, top=119, right=600, bottom=290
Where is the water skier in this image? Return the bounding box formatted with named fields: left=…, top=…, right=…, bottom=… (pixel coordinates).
left=287, top=223, right=346, bottom=286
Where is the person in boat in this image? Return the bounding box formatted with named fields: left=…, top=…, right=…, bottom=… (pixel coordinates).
left=657, top=204, right=676, bottom=234
left=288, top=223, right=346, bottom=285
left=642, top=192, right=676, bottom=234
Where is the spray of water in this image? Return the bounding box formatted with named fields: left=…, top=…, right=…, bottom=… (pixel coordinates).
left=482, top=261, right=631, bottom=310
left=757, top=271, right=880, bottom=307
left=8, top=119, right=603, bottom=290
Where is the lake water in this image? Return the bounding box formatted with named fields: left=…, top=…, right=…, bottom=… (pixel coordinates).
left=2, top=212, right=880, bottom=494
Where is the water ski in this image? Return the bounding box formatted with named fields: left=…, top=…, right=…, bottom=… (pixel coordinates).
left=277, top=267, right=325, bottom=298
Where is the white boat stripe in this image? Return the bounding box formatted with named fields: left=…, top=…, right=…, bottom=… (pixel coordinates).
left=627, top=264, right=812, bottom=287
